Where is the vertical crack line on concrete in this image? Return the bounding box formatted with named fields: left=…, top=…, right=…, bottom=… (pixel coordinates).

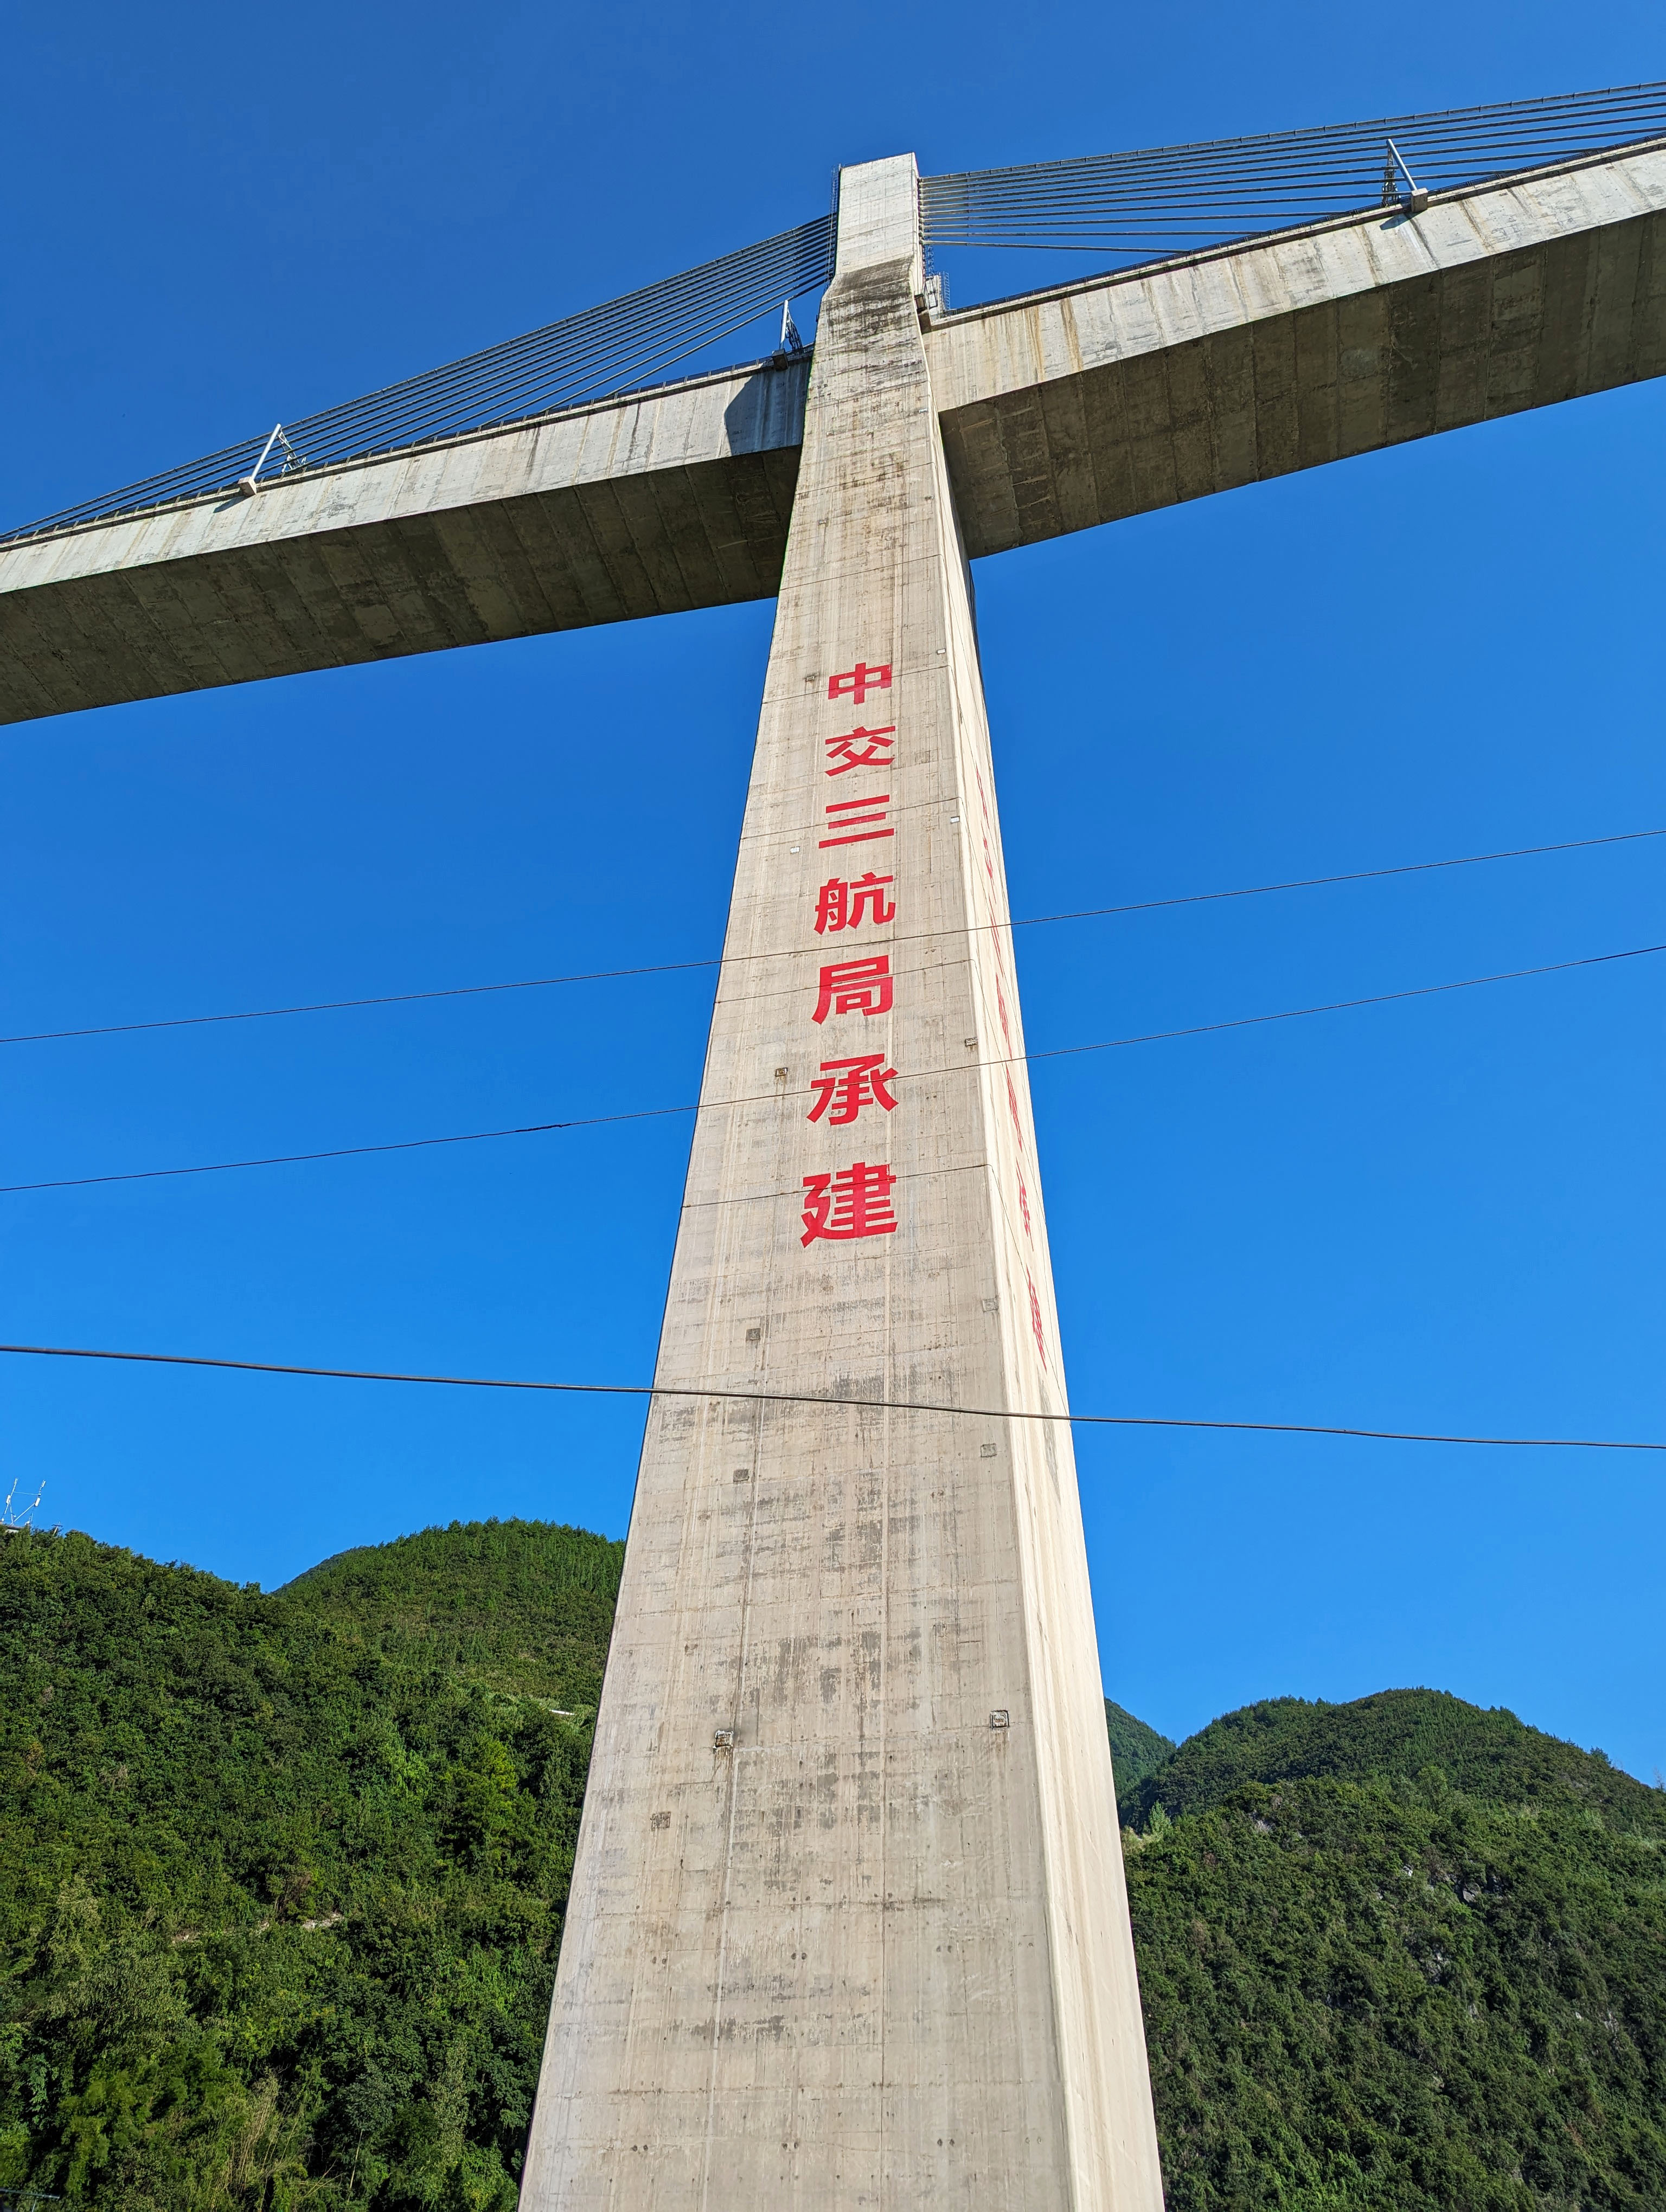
left=698, top=1391, right=765, bottom=2209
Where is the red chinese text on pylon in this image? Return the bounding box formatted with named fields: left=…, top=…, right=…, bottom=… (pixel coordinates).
left=813, top=956, right=893, bottom=1024
left=1027, top=1273, right=1047, bottom=1366
left=828, top=661, right=892, bottom=707
left=801, top=1161, right=900, bottom=1245
left=825, top=725, right=896, bottom=776
left=820, top=792, right=893, bottom=848
left=816, top=872, right=895, bottom=934
left=808, top=1054, right=899, bottom=1126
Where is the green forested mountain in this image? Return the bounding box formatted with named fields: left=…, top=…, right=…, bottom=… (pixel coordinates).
left=0, top=1520, right=1661, bottom=2210
left=1120, top=1687, right=1658, bottom=1835
left=1123, top=1693, right=1666, bottom=2209
left=1106, top=1696, right=1176, bottom=1792
left=0, top=1519, right=619, bottom=2210
left=277, top=1519, right=622, bottom=1712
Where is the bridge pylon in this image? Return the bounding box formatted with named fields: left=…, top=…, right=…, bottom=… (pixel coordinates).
left=522, top=154, right=1164, bottom=2210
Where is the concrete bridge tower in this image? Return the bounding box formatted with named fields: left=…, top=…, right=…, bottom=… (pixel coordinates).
left=9, top=85, right=1664, bottom=2212
left=521, top=155, right=1165, bottom=2210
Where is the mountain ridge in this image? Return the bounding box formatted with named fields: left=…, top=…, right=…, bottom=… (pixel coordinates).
left=1119, top=1685, right=1657, bottom=1835
left=0, top=1516, right=1658, bottom=2210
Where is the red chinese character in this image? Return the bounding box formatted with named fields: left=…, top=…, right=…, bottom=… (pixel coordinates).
left=995, top=979, right=1011, bottom=1043
left=825, top=725, right=896, bottom=776
left=819, top=792, right=893, bottom=849
left=1017, top=1175, right=1031, bottom=1237
left=815, top=872, right=896, bottom=934
left=828, top=661, right=892, bottom=706
left=808, top=1053, right=899, bottom=1126
left=1005, top=1069, right=1024, bottom=1149
left=1028, top=1273, right=1047, bottom=1366
left=801, top=1161, right=899, bottom=1245
left=813, top=956, right=892, bottom=1024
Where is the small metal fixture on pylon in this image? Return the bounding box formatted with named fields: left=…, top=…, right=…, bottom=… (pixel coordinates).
left=237, top=423, right=307, bottom=497
left=1382, top=137, right=1431, bottom=214
left=771, top=299, right=805, bottom=365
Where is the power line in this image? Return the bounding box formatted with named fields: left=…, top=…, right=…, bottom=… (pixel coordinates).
left=3, top=826, right=1657, bottom=1050
left=4, top=938, right=1661, bottom=1198
left=0, top=1341, right=1658, bottom=1454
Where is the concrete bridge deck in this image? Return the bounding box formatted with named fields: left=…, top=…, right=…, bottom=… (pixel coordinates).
left=3, top=139, right=1663, bottom=725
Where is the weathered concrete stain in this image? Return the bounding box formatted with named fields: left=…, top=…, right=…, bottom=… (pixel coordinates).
left=520, top=156, right=1163, bottom=2210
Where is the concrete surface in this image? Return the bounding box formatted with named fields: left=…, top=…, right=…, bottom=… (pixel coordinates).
left=0, top=362, right=806, bottom=722
left=3, top=142, right=1662, bottom=724
left=520, top=155, right=1164, bottom=2210
left=930, top=140, right=1666, bottom=556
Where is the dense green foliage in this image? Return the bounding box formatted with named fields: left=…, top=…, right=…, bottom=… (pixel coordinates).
left=1124, top=1693, right=1666, bottom=2210
left=278, top=1520, right=623, bottom=1712
left=0, top=1520, right=620, bottom=2209
left=1106, top=1697, right=1175, bottom=1792
left=1121, top=1688, right=1657, bottom=1835
left=3, top=1519, right=1662, bottom=2211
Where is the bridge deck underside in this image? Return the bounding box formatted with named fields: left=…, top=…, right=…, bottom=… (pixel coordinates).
left=2, top=143, right=1662, bottom=726
left=933, top=153, right=1666, bottom=555
left=0, top=369, right=807, bottom=725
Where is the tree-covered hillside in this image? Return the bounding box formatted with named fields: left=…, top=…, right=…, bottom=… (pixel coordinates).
left=1121, top=1687, right=1658, bottom=1835
left=1124, top=1693, right=1666, bottom=2210
left=0, top=1520, right=1661, bottom=2210
left=278, top=1518, right=623, bottom=1711
left=1107, top=1696, right=1176, bottom=1792
left=0, top=1519, right=619, bottom=2210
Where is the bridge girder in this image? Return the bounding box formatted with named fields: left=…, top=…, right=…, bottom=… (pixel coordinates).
left=2, top=141, right=1662, bottom=726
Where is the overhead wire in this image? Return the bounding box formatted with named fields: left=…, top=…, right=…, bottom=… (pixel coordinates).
left=0, top=1341, right=1658, bottom=1455
left=4, top=824, right=1656, bottom=1050
left=4, top=938, right=1659, bottom=1198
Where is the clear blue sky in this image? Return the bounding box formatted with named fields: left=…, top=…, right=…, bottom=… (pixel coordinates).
left=3, top=1, right=1662, bottom=1782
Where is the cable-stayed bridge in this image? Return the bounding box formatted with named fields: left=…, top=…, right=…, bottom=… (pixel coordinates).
left=4, top=80, right=1665, bottom=2212
left=3, top=82, right=1663, bottom=724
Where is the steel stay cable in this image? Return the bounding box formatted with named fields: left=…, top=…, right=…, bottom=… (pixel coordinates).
left=921, top=86, right=1666, bottom=195
left=0, top=1341, right=1658, bottom=1455
left=924, top=83, right=1666, bottom=171
left=4, top=218, right=836, bottom=542
left=925, top=138, right=1666, bottom=207
left=274, top=228, right=832, bottom=433
left=19, top=87, right=1666, bottom=541
left=4, top=938, right=1660, bottom=1197
left=82, top=261, right=797, bottom=493
left=925, top=132, right=1666, bottom=210
left=924, top=147, right=1666, bottom=213
left=287, top=233, right=828, bottom=453
left=921, top=91, right=1666, bottom=253
left=293, top=229, right=824, bottom=420
left=926, top=155, right=1666, bottom=217
left=19, top=88, right=1666, bottom=541
left=6, top=826, right=1656, bottom=1050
